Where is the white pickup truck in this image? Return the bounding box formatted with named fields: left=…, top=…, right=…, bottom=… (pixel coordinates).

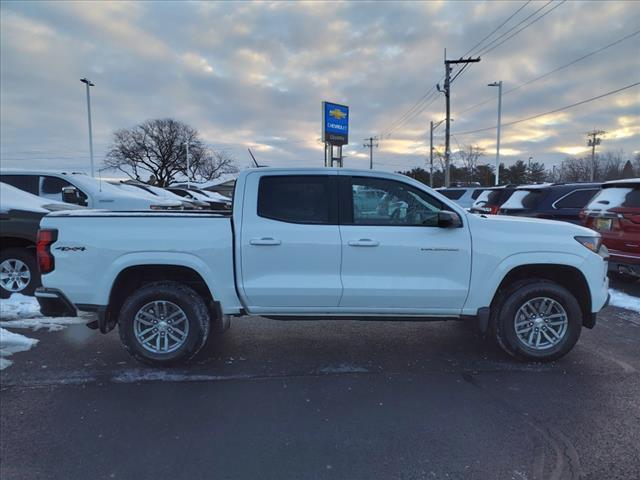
left=35, top=168, right=610, bottom=366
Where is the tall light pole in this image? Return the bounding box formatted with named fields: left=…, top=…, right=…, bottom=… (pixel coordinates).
left=80, top=78, right=95, bottom=177
left=429, top=118, right=446, bottom=188
left=488, top=81, right=502, bottom=186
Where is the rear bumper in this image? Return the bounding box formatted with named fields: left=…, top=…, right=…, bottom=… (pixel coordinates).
left=34, top=287, right=77, bottom=317
left=608, top=250, right=640, bottom=278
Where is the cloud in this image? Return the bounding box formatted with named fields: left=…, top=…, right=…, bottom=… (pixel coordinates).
left=1, top=0, right=639, bottom=173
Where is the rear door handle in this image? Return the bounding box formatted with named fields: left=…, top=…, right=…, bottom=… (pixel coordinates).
left=348, top=239, right=379, bottom=247
left=249, top=237, right=281, bottom=246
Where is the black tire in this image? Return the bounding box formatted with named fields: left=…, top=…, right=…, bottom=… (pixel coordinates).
left=493, top=280, right=582, bottom=362
left=0, top=248, right=40, bottom=297
left=118, top=282, right=210, bottom=366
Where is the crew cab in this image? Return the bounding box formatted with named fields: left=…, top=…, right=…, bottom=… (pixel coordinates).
left=35, top=168, right=610, bottom=366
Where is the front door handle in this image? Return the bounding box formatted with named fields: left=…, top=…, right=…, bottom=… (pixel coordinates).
left=348, top=239, right=379, bottom=247
left=249, top=237, right=281, bottom=246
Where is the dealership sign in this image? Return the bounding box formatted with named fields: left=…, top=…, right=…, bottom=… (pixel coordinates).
left=322, top=101, right=349, bottom=145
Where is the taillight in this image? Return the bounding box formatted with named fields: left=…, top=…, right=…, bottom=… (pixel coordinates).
left=37, top=229, right=58, bottom=274
left=623, top=214, right=640, bottom=224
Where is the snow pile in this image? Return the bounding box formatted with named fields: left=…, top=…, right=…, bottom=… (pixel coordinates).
left=0, top=294, right=88, bottom=369
left=609, top=289, right=640, bottom=314
left=0, top=182, right=49, bottom=213
left=0, top=293, right=42, bottom=320
left=0, top=327, right=38, bottom=370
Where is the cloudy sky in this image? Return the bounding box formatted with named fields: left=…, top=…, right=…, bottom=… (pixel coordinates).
left=1, top=0, right=639, bottom=175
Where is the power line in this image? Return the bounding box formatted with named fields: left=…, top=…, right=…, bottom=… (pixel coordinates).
left=379, top=85, right=441, bottom=138
left=455, top=82, right=640, bottom=136
left=378, top=1, right=540, bottom=139
left=449, top=1, right=566, bottom=89
left=477, top=0, right=567, bottom=57
left=474, top=0, right=555, bottom=57
left=457, top=29, right=640, bottom=116
left=381, top=89, right=442, bottom=138
left=462, top=1, right=532, bottom=57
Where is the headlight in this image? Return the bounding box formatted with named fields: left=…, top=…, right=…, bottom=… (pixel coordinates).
left=574, top=235, right=602, bottom=253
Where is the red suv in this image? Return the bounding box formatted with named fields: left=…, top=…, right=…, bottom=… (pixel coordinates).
left=581, top=179, right=640, bottom=282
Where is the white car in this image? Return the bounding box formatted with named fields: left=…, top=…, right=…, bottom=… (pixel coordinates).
left=0, top=170, right=182, bottom=210
left=36, top=168, right=609, bottom=366
left=436, top=186, right=486, bottom=209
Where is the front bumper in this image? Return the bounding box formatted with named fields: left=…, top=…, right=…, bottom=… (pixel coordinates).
left=35, top=287, right=77, bottom=317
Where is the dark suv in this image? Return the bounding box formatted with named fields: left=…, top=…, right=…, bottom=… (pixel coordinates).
left=498, top=183, right=601, bottom=224
left=470, top=185, right=518, bottom=214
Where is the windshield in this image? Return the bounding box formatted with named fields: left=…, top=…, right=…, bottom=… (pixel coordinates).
left=586, top=187, right=639, bottom=211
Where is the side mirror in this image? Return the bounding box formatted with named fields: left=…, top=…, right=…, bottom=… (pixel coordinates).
left=62, top=186, right=81, bottom=205
left=437, top=210, right=462, bottom=228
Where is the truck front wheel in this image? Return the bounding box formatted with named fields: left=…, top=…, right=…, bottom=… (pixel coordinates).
left=118, top=282, right=210, bottom=366
left=493, top=280, right=582, bottom=362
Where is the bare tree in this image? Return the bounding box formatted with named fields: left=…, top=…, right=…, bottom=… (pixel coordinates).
left=104, top=118, right=237, bottom=186
left=457, top=145, right=484, bottom=178
left=186, top=150, right=238, bottom=182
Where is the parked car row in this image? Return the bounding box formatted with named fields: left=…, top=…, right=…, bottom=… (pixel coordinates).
left=0, top=169, right=232, bottom=297
left=440, top=179, right=639, bottom=283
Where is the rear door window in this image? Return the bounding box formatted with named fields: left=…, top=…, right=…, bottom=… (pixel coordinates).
left=258, top=175, right=337, bottom=224
left=0, top=174, right=39, bottom=195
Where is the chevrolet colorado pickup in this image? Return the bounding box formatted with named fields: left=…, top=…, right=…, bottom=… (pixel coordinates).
left=35, top=168, right=610, bottom=366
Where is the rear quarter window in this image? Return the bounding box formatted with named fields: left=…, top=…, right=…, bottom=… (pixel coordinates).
left=553, top=189, right=599, bottom=209
left=501, top=189, right=547, bottom=209
left=471, top=189, right=485, bottom=200
left=586, top=187, right=639, bottom=210
left=439, top=189, right=465, bottom=200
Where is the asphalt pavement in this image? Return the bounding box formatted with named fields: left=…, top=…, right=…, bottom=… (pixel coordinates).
left=1, top=281, right=639, bottom=480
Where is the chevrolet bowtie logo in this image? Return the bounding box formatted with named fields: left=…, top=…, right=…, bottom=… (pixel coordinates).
left=328, top=108, right=347, bottom=120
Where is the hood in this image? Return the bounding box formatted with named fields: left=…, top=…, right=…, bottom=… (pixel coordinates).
left=468, top=212, right=597, bottom=237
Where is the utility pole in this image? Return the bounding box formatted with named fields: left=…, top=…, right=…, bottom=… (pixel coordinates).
left=363, top=137, right=378, bottom=169
left=488, top=81, right=502, bottom=185
left=587, top=130, right=605, bottom=181
left=80, top=78, right=95, bottom=177
left=438, top=51, right=480, bottom=187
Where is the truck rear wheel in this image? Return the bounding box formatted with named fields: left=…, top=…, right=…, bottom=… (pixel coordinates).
left=118, top=282, right=210, bottom=366
left=0, top=248, right=39, bottom=298
left=493, top=280, right=582, bottom=362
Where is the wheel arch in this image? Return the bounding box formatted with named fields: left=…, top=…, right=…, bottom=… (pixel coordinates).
left=102, top=264, right=221, bottom=334
left=490, top=263, right=592, bottom=328
left=0, top=237, right=35, bottom=250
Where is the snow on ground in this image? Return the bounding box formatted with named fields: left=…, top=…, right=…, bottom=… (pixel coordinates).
left=0, top=328, right=38, bottom=370
left=0, top=294, right=87, bottom=370
left=608, top=289, right=640, bottom=314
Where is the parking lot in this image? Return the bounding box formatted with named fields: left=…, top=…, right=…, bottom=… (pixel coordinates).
left=0, top=281, right=638, bottom=480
